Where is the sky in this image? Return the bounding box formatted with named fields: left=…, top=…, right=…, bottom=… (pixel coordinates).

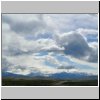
left=2, top=14, right=98, bottom=76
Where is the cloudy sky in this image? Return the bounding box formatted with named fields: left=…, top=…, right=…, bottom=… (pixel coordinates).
left=2, top=14, right=98, bottom=76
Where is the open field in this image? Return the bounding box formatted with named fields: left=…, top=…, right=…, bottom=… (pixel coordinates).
left=2, top=78, right=98, bottom=86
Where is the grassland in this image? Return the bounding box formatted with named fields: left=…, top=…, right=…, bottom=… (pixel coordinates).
left=2, top=78, right=98, bottom=86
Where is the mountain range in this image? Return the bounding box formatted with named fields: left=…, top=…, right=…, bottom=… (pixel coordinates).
left=2, top=71, right=98, bottom=80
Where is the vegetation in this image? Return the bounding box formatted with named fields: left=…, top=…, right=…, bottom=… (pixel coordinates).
left=2, top=78, right=98, bottom=86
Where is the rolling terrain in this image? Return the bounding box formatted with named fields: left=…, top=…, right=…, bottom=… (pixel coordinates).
left=2, top=72, right=98, bottom=86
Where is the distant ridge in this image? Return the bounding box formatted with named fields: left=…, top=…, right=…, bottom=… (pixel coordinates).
left=2, top=72, right=27, bottom=78
left=48, top=72, right=97, bottom=80
left=2, top=71, right=98, bottom=80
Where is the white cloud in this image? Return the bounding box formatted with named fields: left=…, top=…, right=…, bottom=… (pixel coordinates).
left=2, top=14, right=57, bottom=38
left=67, top=55, right=98, bottom=68
left=2, top=23, right=63, bottom=56
left=54, top=31, right=98, bottom=63
left=77, top=28, right=98, bottom=36
left=2, top=14, right=98, bottom=75
left=41, top=44, right=64, bottom=51
left=3, top=54, right=77, bottom=75
left=4, top=55, right=55, bottom=75
left=2, top=14, right=98, bottom=36
left=49, top=14, right=98, bottom=32
left=66, top=55, right=98, bottom=75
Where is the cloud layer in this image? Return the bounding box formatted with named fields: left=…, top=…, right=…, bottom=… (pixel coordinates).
left=2, top=14, right=98, bottom=75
